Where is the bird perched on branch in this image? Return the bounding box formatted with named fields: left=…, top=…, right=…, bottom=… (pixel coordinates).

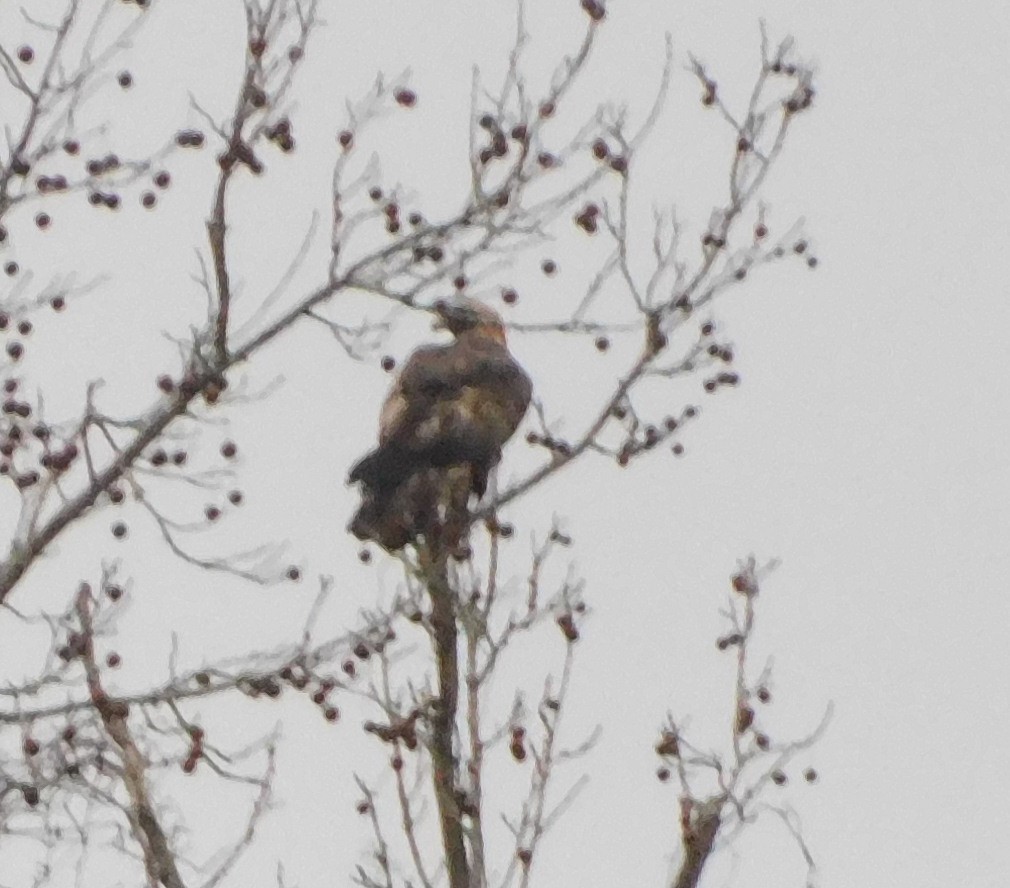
left=348, top=298, right=532, bottom=552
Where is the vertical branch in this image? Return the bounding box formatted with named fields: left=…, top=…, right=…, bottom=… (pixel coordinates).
left=460, top=525, right=502, bottom=888
left=418, top=542, right=470, bottom=888
left=671, top=798, right=722, bottom=888
left=209, top=5, right=261, bottom=362
left=730, top=563, right=757, bottom=765
left=515, top=644, right=577, bottom=888
left=464, top=621, right=487, bottom=888
left=75, top=588, right=187, bottom=888
left=208, top=174, right=235, bottom=363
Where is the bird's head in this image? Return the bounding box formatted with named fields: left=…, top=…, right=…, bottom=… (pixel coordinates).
left=432, top=297, right=507, bottom=345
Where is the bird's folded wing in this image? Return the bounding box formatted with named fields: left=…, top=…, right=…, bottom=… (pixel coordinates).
left=379, top=342, right=532, bottom=445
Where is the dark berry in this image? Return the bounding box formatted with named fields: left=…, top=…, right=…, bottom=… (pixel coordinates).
left=175, top=129, right=205, bottom=148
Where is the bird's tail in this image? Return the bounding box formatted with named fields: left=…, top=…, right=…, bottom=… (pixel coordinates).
left=348, top=492, right=413, bottom=552
left=348, top=439, right=500, bottom=494
left=347, top=445, right=413, bottom=493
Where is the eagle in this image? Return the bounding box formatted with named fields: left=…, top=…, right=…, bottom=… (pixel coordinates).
left=348, top=298, right=532, bottom=552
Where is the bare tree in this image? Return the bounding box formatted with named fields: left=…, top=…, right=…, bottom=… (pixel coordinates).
left=0, top=2, right=825, bottom=887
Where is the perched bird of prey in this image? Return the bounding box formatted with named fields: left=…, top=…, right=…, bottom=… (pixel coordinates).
left=348, top=298, right=532, bottom=552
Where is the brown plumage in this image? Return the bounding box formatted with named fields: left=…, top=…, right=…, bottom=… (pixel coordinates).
left=348, top=298, right=532, bottom=551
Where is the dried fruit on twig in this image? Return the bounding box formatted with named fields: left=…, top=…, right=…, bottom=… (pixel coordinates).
left=556, top=612, right=579, bottom=642
left=394, top=89, right=416, bottom=107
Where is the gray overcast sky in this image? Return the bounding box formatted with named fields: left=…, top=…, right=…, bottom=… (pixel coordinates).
left=1, top=1, right=1008, bottom=886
